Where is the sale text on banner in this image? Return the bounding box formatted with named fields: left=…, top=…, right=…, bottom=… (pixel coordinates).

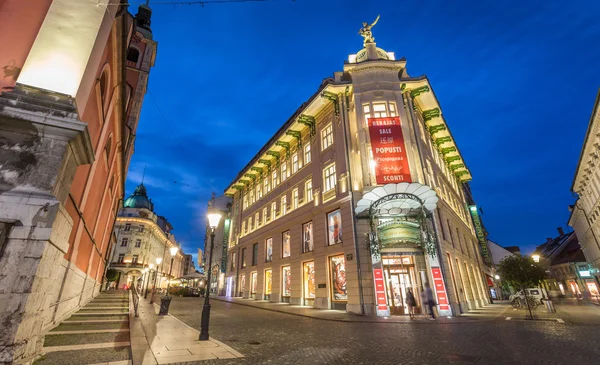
left=368, top=117, right=411, bottom=184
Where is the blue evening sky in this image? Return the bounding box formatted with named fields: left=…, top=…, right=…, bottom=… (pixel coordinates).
left=125, top=0, right=600, bottom=264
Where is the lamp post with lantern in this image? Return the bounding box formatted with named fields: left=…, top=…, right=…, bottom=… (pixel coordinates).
left=158, top=246, right=179, bottom=315
left=144, top=263, right=154, bottom=298
left=199, top=211, right=222, bottom=341
left=150, top=257, right=163, bottom=304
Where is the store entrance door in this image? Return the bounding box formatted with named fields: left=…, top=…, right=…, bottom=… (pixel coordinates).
left=383, top=255, right=418, bottom=315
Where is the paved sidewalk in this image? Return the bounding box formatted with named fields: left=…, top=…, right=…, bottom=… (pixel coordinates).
left=129, top=298, right=243, bottom=365
left=213, top=296, right=509, bottom=323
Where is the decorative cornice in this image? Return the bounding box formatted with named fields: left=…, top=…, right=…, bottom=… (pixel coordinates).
left=285, top=130, right=302, bottom=148
left=321, top=91, right=340, bottom=116
left=435, top=136, right=452, bottom=145
left=298, top=114, right=316, bottom=137
left=410, top=85, right=430, bottom=98
left=428, top=124, right=446, bottom=134
left=422, top=108, right=441, bottom=122
left=275, top=141, right=290, bottom=158
left=266, top=151, right=280, bottom=167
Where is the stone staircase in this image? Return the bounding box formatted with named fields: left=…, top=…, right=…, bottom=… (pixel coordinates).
left=34, top=290, right=132, bottom=365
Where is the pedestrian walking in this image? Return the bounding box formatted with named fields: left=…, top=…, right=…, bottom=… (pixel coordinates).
left=420, top=287, right=428, bottom=318
left=405, top=287, right=416, bottom=319
left=424, top=282, right=436, bottom=320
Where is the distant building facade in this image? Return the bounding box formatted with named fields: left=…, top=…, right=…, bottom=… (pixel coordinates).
left=535, top=228, right=598, bottom=298
left=0, top=1, right=156, bottom=362
left=223, top=25, right=492, bottom=317
left=183, top=254, right=195, bottom=275
left=109, top=184, right=185, bottom=290
left=569, top=89, right=600, bottom=288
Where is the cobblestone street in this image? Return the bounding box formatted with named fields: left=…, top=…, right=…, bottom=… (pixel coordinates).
left=167, top=297, right=600, bottom=365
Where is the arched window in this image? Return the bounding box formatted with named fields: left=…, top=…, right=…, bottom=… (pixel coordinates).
left=127, top=47, right=140, bottom=64
left=99, top=70, right=108, bottom=102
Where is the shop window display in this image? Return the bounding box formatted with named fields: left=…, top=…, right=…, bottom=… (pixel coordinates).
left=330, top=255, right=347, bottom=301
left=303, top=222, right=313, bottom=253
left=282, top=266, right=291, bottom=297
left=327, top=210, right=343, bottom=245
left=303, top=261, right=315, bottom=299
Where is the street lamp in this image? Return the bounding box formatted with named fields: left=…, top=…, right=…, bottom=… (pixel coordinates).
left=144, top=263, right=154, bottom=298
left=199, top=211, right=222, bottom=341
left=532, top=254, right=540, bottom=263
left=158, top=246, right=179, bottom=315
left=494, top=275, right=500, bottom=280
left=150, top=257, right=163, bottom=304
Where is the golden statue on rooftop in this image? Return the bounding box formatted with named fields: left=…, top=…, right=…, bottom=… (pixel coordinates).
left=359, top=15, right=380, bottom=46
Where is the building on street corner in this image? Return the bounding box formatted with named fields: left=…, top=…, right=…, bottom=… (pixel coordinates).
left=0, top=1, right=156, bottom=363
left=222, top=19, right=492, bottom=317
left=569, top=89, right=600, bottom=291
left=203, top=194, right=233, bottom=295
left=108, top=183, right=186, bottom=291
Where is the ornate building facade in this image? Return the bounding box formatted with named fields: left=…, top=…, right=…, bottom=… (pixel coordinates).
left=109, top=184, right=185, bottom=291
left=0, top=1, right=156, bottom=363
left=569, top=89, right=600, bottom=288
left=223, top=21, right=492, bottom=316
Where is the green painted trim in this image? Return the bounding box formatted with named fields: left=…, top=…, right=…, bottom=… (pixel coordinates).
left=244, top=173, right=257, bottom=182
left=298, top=114, right=316, bottom=137
left=440, top=147, right=457, bottom=155
left=266, top=151, right=280, bottom=167
left=258, top=158, right=272, bottom=173
left=321, top=91, right=339, bottom=116
left=285, top=130, right=302, bottom=148
left=449, top=164, right=465, bottom=171
left=275, top=141, right=290, bottom=158
left=455, top=171, right=469, bottom=177
left=445, top=156, right=461, bottom=164
left=232, top=185, right=244, bottom=192
left=401, top=83, right=406, bottom=91
left=428, top=124, right=447, bottom=134
left=435, top=136, right=452, bottom=145
left=345, top=86, right=350, bottom=112
left=410, top=85, right=430, bottom=98
left=251, top=167, right=264, bottom=177
left=422, top=108, right=441, bottom=122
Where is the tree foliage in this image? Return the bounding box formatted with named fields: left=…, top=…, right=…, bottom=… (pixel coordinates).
left=497, top=255, right=547, bottom=289
left=105, top=269, right=119, bottom=282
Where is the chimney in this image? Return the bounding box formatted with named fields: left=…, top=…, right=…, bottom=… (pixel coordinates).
left=557, top=227, right=564, bottom=236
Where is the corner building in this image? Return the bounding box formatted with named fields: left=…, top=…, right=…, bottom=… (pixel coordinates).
left=225, top=31, right=492, bottom=316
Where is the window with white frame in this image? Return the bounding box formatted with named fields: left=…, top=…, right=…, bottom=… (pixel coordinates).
left=272, top=170, right=278, bottom=188
left=324, top=163, right=336, bottom=192
left=305, top=180, right=313, bottom=202
left=281, top=161, right=288, bottom=181
left=138, top=225, right=144, bottom=232
left=255, top=212, right=260, bottom=228
left=120, top=238, right=128, bottom=247
left=264, top=177, right=269, bottom=194
left=281, top=195, right=287, bottom=215
left=243, top=195, right=248, bottom=210
left=249, top=216, right=253, bottom=231
left=242, top=221, right=246, bottom=235
left=322, top=123, right=333, bottom=150
left=271, top=202, right=277, bottom=220
left=293, top=188, right=299, bottom=209
left=263, top=207, right=267, bottom=225
left=292, top=153, right=299, bottom=174
left=362, top=102, right=398, bottom=125
left=124, top=223, right=131, bottom=231
left=257, top=183, right=262, bottom=200
left=304, top=143, right=311, bottom=164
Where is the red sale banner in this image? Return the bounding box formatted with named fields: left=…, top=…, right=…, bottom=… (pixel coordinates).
left=431, top=267, right=450, bottom=311
left=373, top=269, right=388, bottom=311
left=368, top=117, right=412, bottom=184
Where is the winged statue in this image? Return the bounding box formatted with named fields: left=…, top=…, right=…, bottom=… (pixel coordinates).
left=359, top=15, right=380, bottom=46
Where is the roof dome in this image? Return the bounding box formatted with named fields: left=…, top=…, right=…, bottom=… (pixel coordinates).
left=124, top=183, right=154, bottom=211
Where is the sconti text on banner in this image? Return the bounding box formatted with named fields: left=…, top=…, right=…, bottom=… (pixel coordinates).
left=368, top=117, right=412, bottom=184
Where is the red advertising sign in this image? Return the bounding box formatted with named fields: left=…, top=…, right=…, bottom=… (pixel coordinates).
left=373, top=269, right=388, bottom=311
left=431, top=267, right=449, bottom=311
left=368, top=116, right=412, bottom=184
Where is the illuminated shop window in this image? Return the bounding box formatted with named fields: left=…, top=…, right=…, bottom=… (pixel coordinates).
left=265, top=238, right=273, bottom=262
left=322, top=124, right=333, bottom=150
left=282, top=231, right=291, bottom=258
left=323, top=163, right=337, bottom=192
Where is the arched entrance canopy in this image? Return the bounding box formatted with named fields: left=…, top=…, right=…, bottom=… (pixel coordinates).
left=355, top=182, right=439, bottom=218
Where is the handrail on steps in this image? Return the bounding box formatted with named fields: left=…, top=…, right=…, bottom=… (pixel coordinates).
left=131, top=285, right=140, bottom=317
